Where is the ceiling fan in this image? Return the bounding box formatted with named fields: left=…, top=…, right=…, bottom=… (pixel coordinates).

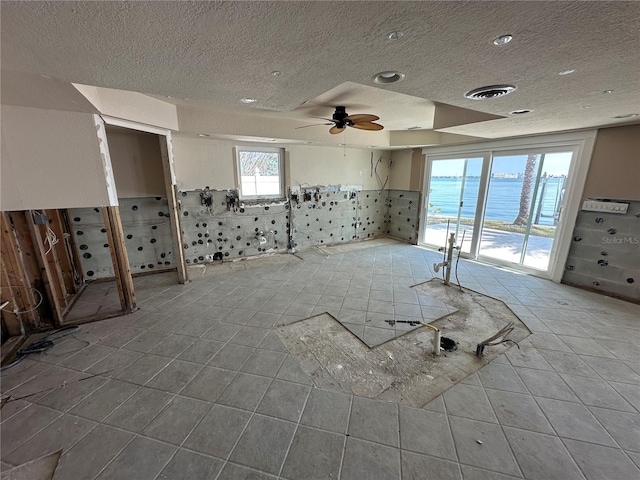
left=297, top=106, right=384, bottom=134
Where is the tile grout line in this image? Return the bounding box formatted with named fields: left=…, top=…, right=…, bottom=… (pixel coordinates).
left=213, top=368, right=281, bottom=480
left=276, top=386, right=313, bottom=479
left=336, top=393, right=354, bottom=480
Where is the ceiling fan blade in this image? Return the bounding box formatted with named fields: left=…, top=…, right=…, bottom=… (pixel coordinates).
left=345, top=114, right=380, bottom=123
left=329, top=125, right=346, bottom=134
left=295, top=123, right=334, bottom=129
left=350, top=122, right=384, bottom=131
left=310, top=116, right=337, bottom=123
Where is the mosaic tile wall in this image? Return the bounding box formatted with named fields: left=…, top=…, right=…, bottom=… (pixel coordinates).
left=563, top=199, right=640, bottom=301
left=69, top=197, right=175, bottom=279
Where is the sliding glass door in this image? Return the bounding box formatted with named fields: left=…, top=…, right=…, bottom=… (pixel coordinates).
left=423, top=157, right=484, bottom=254
left=422, top=147, right=575, bottom=275
left=478, top=150, right=573, bottom=270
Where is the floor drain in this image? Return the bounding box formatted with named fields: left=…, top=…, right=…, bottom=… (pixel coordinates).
left=440, top=337, right=458, bottom=352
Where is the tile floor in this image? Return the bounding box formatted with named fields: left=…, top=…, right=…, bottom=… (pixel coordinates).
left=1, top=243, right=639, bottom=480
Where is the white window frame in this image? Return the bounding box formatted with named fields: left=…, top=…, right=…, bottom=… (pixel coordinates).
left=420, top=130, right=598, bottom=282
left=235, top=146, right=285, bottom=201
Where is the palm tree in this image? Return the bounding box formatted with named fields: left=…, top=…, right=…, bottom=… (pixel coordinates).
left=513, top=154, right=537, bottom=226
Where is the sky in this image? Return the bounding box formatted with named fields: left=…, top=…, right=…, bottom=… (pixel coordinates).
left=431, top=152, right=573, bottom=177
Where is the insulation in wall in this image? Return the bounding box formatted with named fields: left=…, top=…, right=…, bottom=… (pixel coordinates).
left=563, top=200, right=640, bottom=301
left=69, top=197, right=175, bottom=279
left=386, top=190, right=420, bottom=244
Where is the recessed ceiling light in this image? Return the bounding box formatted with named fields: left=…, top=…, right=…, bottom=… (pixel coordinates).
left=373, top=71, right=406, bottom=84
left=464, top=84, right=516, bottom=100
left=241, top=98, right=257, bottom=104
left=602, top=90, right=614, bottom=94
left=493, top=34, right=513, bottom=46
left=613, top=113, right=639, bottom=118
left=271, top=71, right=282, bottom=77
left=558, top=69, right=575, bottom=76
left=387, top=31, right=404, bottom=40
left=198, top=134, right=210, bottom=137
left=509, top=109, right=533, bottom=115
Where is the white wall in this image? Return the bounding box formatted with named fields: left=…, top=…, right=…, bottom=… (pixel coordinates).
left=388, top=149, right=413, bottom=190
left=171, top=136, right=392, bottom=192
left=74, top=84, right=179, bottom=131
left=1, top=106, right=114, bottom=211
left=108, top=129, right=166, bottom=198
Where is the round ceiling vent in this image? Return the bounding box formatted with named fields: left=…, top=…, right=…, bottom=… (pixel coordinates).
left=464, top=84, right=516, bottom=100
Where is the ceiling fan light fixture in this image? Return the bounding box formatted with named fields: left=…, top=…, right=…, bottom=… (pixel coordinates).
left=387, top=31, right=404, bottom=40
left=271, top=71, right=282, bottom=77
left=493, top=34, right=513, bottom=46
left=373, top=71, right=405, bottom=84
left=464, top=84, right=516, bottom=100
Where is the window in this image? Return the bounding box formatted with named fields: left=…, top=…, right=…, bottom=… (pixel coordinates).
left=235, top=146, right=284, bottom=200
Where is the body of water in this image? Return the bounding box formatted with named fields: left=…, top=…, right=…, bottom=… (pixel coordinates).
left=428, top=177, right=565, bottom=226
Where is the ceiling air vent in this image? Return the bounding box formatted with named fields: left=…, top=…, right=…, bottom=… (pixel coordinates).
left=464, top=84, right=516, bottom=100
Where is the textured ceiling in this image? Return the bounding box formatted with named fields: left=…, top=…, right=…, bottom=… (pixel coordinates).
left=2, top=1, right=639, bottom=146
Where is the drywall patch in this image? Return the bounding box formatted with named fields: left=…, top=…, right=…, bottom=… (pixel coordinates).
left=563, top=200, right=640, bottom=301
left=69, top=197, right=175, bottom=279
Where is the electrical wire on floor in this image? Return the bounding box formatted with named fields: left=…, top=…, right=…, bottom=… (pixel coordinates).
left=1, top=273, right=45, bottom=315
left=0, top=326, right=80, bottom=371
left=475, top=321, right=520, bottom=357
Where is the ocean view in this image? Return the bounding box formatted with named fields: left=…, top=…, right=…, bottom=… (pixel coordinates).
left=427, top=177, right=565, bottom=226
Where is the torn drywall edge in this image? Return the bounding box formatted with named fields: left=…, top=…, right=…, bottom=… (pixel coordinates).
left=94, top=115, right=119, bottom=206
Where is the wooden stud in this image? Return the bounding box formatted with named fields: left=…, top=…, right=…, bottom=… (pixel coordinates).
left=1, top=212, right=41, bottom=332
left=26, top=211, right=64, bottom=326
left=39, top=211, right=68, bottom=309
left=45, top=210, right=76, bottom=295
left=102, top=206, right=136, bottom=312
left=8, top=212, right=45, bottom=288
left=159, top=135, right=189, bottom=284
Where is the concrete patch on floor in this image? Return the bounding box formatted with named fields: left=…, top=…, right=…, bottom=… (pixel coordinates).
left=277, top=280, right=530, bottom=407
left=1, top=450, right=61, bottom=480
left=315, top=237, right=402, bottom=255
left=187, top=252, right=300, bottom=279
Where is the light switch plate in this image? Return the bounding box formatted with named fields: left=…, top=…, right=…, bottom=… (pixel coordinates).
left=582, top=199, right=629, bottom=214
